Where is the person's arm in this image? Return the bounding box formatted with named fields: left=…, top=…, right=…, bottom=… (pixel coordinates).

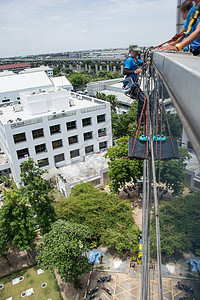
left=123, top=68, right=142, bottom=76
left=161, top=23, right=200, bottom=51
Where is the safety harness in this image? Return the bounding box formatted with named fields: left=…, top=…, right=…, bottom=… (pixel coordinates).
left=186, top=3, right=200, bottom=34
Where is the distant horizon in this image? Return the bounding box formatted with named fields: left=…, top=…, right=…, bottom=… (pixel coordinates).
left=0, top=0, right=176, bottom=58
left=0, top=46, right=146, bottom=59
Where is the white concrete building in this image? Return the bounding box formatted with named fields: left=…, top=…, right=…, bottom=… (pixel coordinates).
left=0, top=89, right=112, bottom=187
left=56, top=152, right=109, bottom=197
left=0, top=71, right=54, bottom=104
left=51, top=76, right=73, bottom=91
left=0, top=71, right=73, bottom=105
left=20, top=65, right=54, bottom=77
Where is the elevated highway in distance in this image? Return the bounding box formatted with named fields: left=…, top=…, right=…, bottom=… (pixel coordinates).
left=153, top=50, right=200, bottom=161
left=0, top=57, right=125, bottom=64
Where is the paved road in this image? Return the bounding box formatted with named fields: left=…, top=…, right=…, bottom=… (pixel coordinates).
left=88, top=271, right=199, bottom=300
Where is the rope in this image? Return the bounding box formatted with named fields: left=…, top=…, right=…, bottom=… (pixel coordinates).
left=146, top=103, right=149, bottom=157
left=155, top=104, right=158, bottom=157
left=153, top=32, right=185, bottom=49
left=161, top=100, right=176, bottom=154
left=132, top=97, right=147, bottom=154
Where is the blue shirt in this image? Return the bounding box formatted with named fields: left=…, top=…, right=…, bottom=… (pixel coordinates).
left=184, top=6, right=200, bottom=49
left=124, top=56, right=143, bottom=81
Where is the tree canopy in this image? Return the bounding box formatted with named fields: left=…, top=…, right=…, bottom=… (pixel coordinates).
left=20, top=158, right=56, bottom=234
left=151, top=192, right=200, bottom=256
left=55, top=182, right=140, bottom=254
left=36, top=220, right=92, bottom=287
left=0, top=189, right=36, bottom=253
left=104, top=136, right=143, bottom=193
left=156, top=147, right=190, bottom=196
left=96, top=92, right=120, bottom=111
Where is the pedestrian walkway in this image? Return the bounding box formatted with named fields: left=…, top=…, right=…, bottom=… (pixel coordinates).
left=91, top=272, right=199, bottom=300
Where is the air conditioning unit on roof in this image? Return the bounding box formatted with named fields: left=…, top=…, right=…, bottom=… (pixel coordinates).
left=13, top=104, right=23, bottom=112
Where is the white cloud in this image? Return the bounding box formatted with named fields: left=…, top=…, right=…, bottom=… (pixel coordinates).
left=0, top=0, right=177, bottom=57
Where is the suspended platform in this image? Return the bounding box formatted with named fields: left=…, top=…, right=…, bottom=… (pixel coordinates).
left=153, top=51, right=200, bottom=161
left=128, top=137, right=179, bottom=160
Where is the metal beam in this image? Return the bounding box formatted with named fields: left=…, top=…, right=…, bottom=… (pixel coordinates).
left=152, top=51, right=200, bottom=160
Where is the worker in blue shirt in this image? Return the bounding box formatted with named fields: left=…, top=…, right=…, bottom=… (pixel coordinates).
left=161, top=0, right=200, bottom=55
left=123, top=44, right=146, bottom=123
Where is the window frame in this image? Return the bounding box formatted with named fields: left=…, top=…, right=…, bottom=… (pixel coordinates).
left=13, top=132, right=26, bottom=144
left=97, top=114, right=106, bottom=123
left=66, top=120, right=77, bottom=131
left=32, top=128, right=44, bottom=139
left=50, top=124, right=61, bottom=135
left=17, top=148, right=29, bottom=159
left=83, top=131, right=93, bottom=141
left=70, top=149, right=80, bottom=158
left=52, top=139, right=63, bottom=149
left=68, top=135, right=78, bottom=145
left=35, top=143, right=47, bottom=154
left=82, top=117, right=92, bottom=127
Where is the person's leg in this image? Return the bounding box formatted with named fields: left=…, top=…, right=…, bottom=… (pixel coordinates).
left=131, top=86, right=146, bottom=123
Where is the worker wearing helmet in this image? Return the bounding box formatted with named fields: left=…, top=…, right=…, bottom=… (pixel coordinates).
left=123, top=45, right=145, bottom=123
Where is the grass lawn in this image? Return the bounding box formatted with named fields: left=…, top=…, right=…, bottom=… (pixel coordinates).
left=0, top=265, right=62, bottom=300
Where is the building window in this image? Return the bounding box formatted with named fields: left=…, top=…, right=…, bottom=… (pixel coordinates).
left=85, top=145, right=94, bottom=155
left=82, top=117, right=92, bottom=127
left=13, top=132, right=26, bottom=144
left=70, top=149, right=80, bottom=158
left=68, top=135, right=78, bottom=145
left=97, top=114, right=106, bottom=123
left=52, top=139, right=63, bottom=149
left=54, top=153, right=65, bottom=163
left=99, top=141, right=107, bottom=150
left=84, top=131, right=93, bottom=141
left=98, top=128, right=107, bottom=137
left=66, top=120, right=76, bottom=131
left=38, top=158, right=49, bottom=167
left=17, top=148, right=29, bottom=159
left=32, top=128, right=44, bottom=139
left=50, top=124, right=61, bottom=135
left=35, top=143, right=47, bottom=154
left=91, top=178, right=101, bottom=185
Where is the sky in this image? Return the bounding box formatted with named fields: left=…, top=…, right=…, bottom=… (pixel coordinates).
left=0, top=0, right=177, bottom=58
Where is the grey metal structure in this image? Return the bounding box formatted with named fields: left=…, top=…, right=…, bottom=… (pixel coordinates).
left=152, top=51, right=200, bottom=161
left=176, top=0, right=185, bottom=33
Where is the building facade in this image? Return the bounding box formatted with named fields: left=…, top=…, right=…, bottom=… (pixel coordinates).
left=0, top=63, right=31, bottom=73
left=0, top=89, right=112, bottom=186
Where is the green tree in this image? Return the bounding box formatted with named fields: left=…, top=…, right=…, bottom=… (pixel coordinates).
left=104, top=136, right=143, bottom=193
left=151, top=192, right=200, bottom=256
left=55, top=182, right=140, bottom=254
left=67, top=73, right=89, bottom=90
left=20, top=158, right=56, bottom=234
left=111, top=101, right=140, bottom=138
left=96, top=92, right=107, bottom=101
left=0, top=189, right=36, bottom=252
left=0, top=229, right=10, bottom=264
left=156, top=147, right=190, bottom=195
left=36, top=220, right=92, bottom=287
left=106, top=94, right=120, bottom=111
left=158, top=113, right=182, bottom=139
left=96, top=93, right=120, bottom=111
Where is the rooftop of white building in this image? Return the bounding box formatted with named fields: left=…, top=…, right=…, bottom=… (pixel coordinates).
left=0, top=71, right=53, bottom=93
left=19, top=65, right=52, bottom=74
left=0, top=90, right=107, bottom=125
left=0, top=70, right=16, bottom=77
left=51, top=76, right=72, bottom=89
left=57, top=152, right=108, bottom=185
